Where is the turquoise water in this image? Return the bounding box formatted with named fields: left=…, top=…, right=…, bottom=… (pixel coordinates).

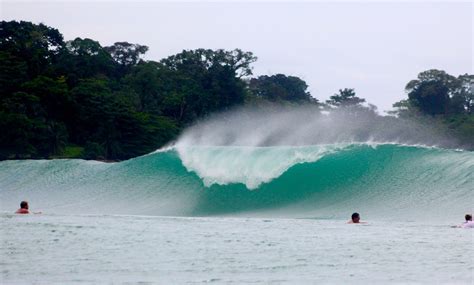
left=0, top=144, right=472, bottom=221
left=0, top=143, right=473, bottom=283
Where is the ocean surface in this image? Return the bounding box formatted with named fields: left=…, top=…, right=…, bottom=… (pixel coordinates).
left=1, top=214, right=473, bottom=284
left=1, top=143, right=473, bottom=283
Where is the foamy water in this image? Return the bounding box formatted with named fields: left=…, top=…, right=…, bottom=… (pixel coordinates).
left=176, top=145, right=341, bottom=189
left=1, top=214, right=472, bottom=284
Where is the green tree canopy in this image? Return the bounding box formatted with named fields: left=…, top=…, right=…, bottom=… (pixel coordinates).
left=326, top=88, right=365, bottom=107
left=249, top=74, right=314, bottom=103
left=404, top=69, right=473, bottom=116
left=104, top=42, right=149, bottom=66
left=158, top=49, right=255, bottom=122
left=59, top=38, right=114, bottom=80
left=0, top=20, right=64, bottom=78
left=452, top=74, right=473, bottom=114
left=161, top=48, right=257, bottom=78
left=408, top=80, right=450, bottom=115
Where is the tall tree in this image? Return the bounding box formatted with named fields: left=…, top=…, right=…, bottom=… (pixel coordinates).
left=0, top=21, right=64, bottom=78
left=249, top=74, right=314, bottom=103
left=104, top=42, right=149, bottom=66
left=159, top=49, right=256, bottom=122
left=326, top=88, right=365, bottom=107
left=161, top=49, right=256, bottom=79
left=405, top=69, right=458, bottom=92
left=407, top=80, right=450, bottom=115
left=404, top=69, right=473, bottom=115
left=60, top=38, right=114, bottom=80
left=452, top=74, right=474, bottom=114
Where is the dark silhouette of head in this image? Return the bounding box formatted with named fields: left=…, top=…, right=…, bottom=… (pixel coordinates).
left=351, top=212, right=360, bottom=223
left=466, top=214, right=472, bottom=222
left=20, top=201, right=29, bottom=209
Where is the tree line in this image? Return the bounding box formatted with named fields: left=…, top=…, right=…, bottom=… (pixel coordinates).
left=0, top=21, right=472, bottom=160
left=389, top=70, right=473, bottom=147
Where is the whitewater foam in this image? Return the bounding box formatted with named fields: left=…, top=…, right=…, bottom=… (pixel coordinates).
left=176, top=145, right=344, bottom=189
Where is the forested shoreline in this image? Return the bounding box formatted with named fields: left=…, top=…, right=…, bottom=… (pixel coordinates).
left=0, top=21, right=472, bottom=160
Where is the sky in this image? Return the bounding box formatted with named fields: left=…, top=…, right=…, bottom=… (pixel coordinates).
left=1, top=1, right=472, bottom=112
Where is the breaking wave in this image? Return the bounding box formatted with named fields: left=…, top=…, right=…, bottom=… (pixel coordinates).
left=1, top=144, right=472, bottom=221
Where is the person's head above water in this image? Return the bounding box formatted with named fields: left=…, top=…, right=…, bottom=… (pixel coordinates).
left=20, top=201, right=29, bottom=209
left=466, top=214, right=472, bottom=222
left=15, top=201, right=30, bottom=214
left=351, top=212, right=360, bottom=223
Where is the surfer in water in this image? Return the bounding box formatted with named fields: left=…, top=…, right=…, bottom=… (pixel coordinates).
left=459, top=214, right=473, bottom=228
left=347, top=212, right=366, bottom=224
left=15, top=201, right=41, bottom=214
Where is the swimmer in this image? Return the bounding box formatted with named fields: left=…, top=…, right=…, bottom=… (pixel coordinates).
left=347, top=212, right=367, bottom=224
left=15, top=201, right=41, bottom=214
left=460, top=214, right=473, bottom=228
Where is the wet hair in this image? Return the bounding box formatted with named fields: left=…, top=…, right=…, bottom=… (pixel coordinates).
left=351, top=212, right=360, bottom=220
left=466, top=214, right=472, bottom=221
left=20, top=201, right=28, bottom=209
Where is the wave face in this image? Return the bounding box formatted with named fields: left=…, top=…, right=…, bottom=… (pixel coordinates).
left=1, top=144, right=472, bottom=221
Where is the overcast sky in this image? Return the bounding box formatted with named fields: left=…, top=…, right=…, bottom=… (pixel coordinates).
left=2, top=1, right=472, bottom=112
